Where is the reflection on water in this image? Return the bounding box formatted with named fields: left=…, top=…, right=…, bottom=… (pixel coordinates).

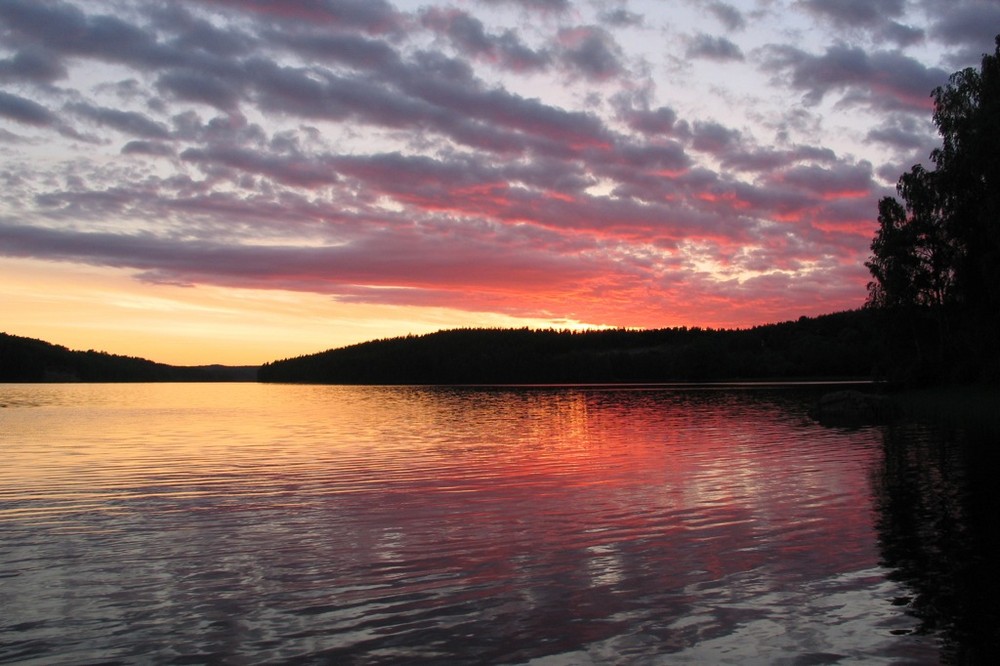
left=873, top=421, right=1000, bottom=663
left=0, top=383, right=970, bottom=663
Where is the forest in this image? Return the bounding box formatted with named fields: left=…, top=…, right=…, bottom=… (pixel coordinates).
left=257, top=309, right=882, bottom=385
left=4, top=309, right=884, bottom=385
left=0, top=332, right=256, bottom=382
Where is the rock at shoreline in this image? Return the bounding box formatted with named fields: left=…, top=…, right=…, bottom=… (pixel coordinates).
left=810, top=390, right=900, bottom=426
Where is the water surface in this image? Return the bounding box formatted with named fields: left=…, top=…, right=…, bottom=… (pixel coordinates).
left=0, top=383, right=979, bottom=663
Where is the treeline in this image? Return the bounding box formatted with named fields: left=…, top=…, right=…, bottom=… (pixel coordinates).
left=0, top=332, right=257, bottom=382
left=258, top=309, right=882, bottom=385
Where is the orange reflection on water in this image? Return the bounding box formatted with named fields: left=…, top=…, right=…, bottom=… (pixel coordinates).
left=1, top=383, right=911, bottom=663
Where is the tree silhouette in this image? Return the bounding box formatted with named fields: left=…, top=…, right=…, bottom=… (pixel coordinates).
left=866, top=36, right=1000, bottom=383
left=866, top=171, right=955, bottom=310
left=931, top=40, right=1000, bottom=315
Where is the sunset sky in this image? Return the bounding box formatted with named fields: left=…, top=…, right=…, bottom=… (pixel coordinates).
left=1, top=0, right=996, bottom=365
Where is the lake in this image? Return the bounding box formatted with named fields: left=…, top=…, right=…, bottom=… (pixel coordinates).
left=1, top=383, right=996, bottom=664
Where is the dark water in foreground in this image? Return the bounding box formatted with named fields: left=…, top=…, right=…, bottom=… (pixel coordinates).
left=1, top=383, right=996, bottom=664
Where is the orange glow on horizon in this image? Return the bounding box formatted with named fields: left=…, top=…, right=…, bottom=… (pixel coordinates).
left=2, top=236, right=868, bottom=367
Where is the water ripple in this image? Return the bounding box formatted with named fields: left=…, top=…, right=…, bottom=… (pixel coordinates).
left=0, top=383, right=940, bottom=664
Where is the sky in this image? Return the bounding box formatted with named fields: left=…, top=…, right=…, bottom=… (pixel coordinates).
left=1, top=0, right=997, bottom=365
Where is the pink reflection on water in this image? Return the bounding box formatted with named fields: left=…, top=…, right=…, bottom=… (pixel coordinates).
left=0, top=384, right=928, bottom=663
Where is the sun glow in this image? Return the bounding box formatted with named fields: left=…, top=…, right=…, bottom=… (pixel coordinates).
left=2, top=258, right=612, bottom=365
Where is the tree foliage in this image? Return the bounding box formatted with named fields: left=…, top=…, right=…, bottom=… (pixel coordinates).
left=866, top=36, right=1000, bottom=383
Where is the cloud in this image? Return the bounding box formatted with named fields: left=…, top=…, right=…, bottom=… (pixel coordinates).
left=180, top=145, right=342, bottom=188
left=686, top=34, right=744, bottom=61
left=879, top=22, right=925, bottom=47
left=477, top=0, right=570, bottom=13
left=0, top=49, right=67, bottom=83
left=121, top=140, right=176, bottom=157
left=156, top=70, right=243, bottom=111
left=797, top=0, right=924, bottom=46
left=761, top=43, right=948, bottom=111
left=198, top=0, right=405, bottom=35
left=690, top=121, right=741, bottom=155
left=0, top=0, right=168, bottom=68
left=771, top=162, right=875, bottom=199
left=420, top=7, right=551, bottom=72
left=927, top=2, right=1000, bottom=64
left=68, top=103, right=171, bottom=139
left=799, top=0, right=905, bottom=27
left=721, top=145, right=837, bottom=173
left=707, top=2, right=746, bottom=31
left=149, top=5, right=254, bottom=58
left=0, top=218, right=609, bottom=307
left=599, top=8, right=644, bottom=28
left=265, top=28, right=399, bottom=70
left=556, top=26, right=626, bottom=80
left=620, top=105, right=680, bottom=136
left=0, top=90, right=58, bottom=126
left=865, top=113, right=936, bottom=153
left=1, top=0, right=953, bottom=333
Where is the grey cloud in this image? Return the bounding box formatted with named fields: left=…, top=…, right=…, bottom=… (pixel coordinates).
left=0, top=49, right=66, bottom=83
left=410, top=49, right=478, bottom=86
left=879, top=22, right=924, bottom=47
left=95, top=79, right=147, bottom=101
left=0, top=0, right=254, bottom=94
left=4, top=0, right=612, bottom=162
left=557, top=27, right=625, bottom=80
left=492, top=32, right=553, bottom=71
left=199, top=0, right=405, bottom=35
left=389, top=52, right=612, bottom=153
left=68, top=103, right=171, bottom=139
left=0, top=218, right=600, bottom=300
left=0, top=90, right=58, bottom=126
left=121, top=140, right=175, bottom=157
left=156, top=70, right=243, bottom=111
left=708, top=3, right=746, bottom=31
left=929, top=4, right=1000, bottom=64
left=168, top=112, right=267, bottom=149
left=180, top=145, right=340, bottom=188
left=691, top=121, right=741, bottom=155
left=866, top=114, right=936, bottom=152
left=151, top=6, right=254, bottom=58
left=762, top=43, right=948, bottom=111
left=799, top=0, right=905, bottom=27
left=420, top=8, right=551, bottom=72
left=722, top=145, right=837, bottom=173
left=477, top=0, right=570, bottom=12
left=614, top=142, right=690, bottom=173
left=621, top=106, right=679, bottom=136
left=798, top=0, right=923, bottom=47
left=332, top=151, right=495, bottom=195
left=599, top=9, right=644, bottom=28
left=422, top=8, right=494, bottom=55
left=267, top=28, right=400, bottom=70
left=240, top=55, right=539, bottom=156
left=251, top=60, right=429, bottom=131
left=0, top=127, right=30, bottom=144
left=686, top=34, right=744, bottom=61
left=0, top=0, right=170, bottom=69
left=776, top=162, right=875, bottom=197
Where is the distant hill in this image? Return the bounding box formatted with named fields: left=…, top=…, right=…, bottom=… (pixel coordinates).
left=0, top=332, right=257, bottom=382
left=258, top=309, right=883, bottom=385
